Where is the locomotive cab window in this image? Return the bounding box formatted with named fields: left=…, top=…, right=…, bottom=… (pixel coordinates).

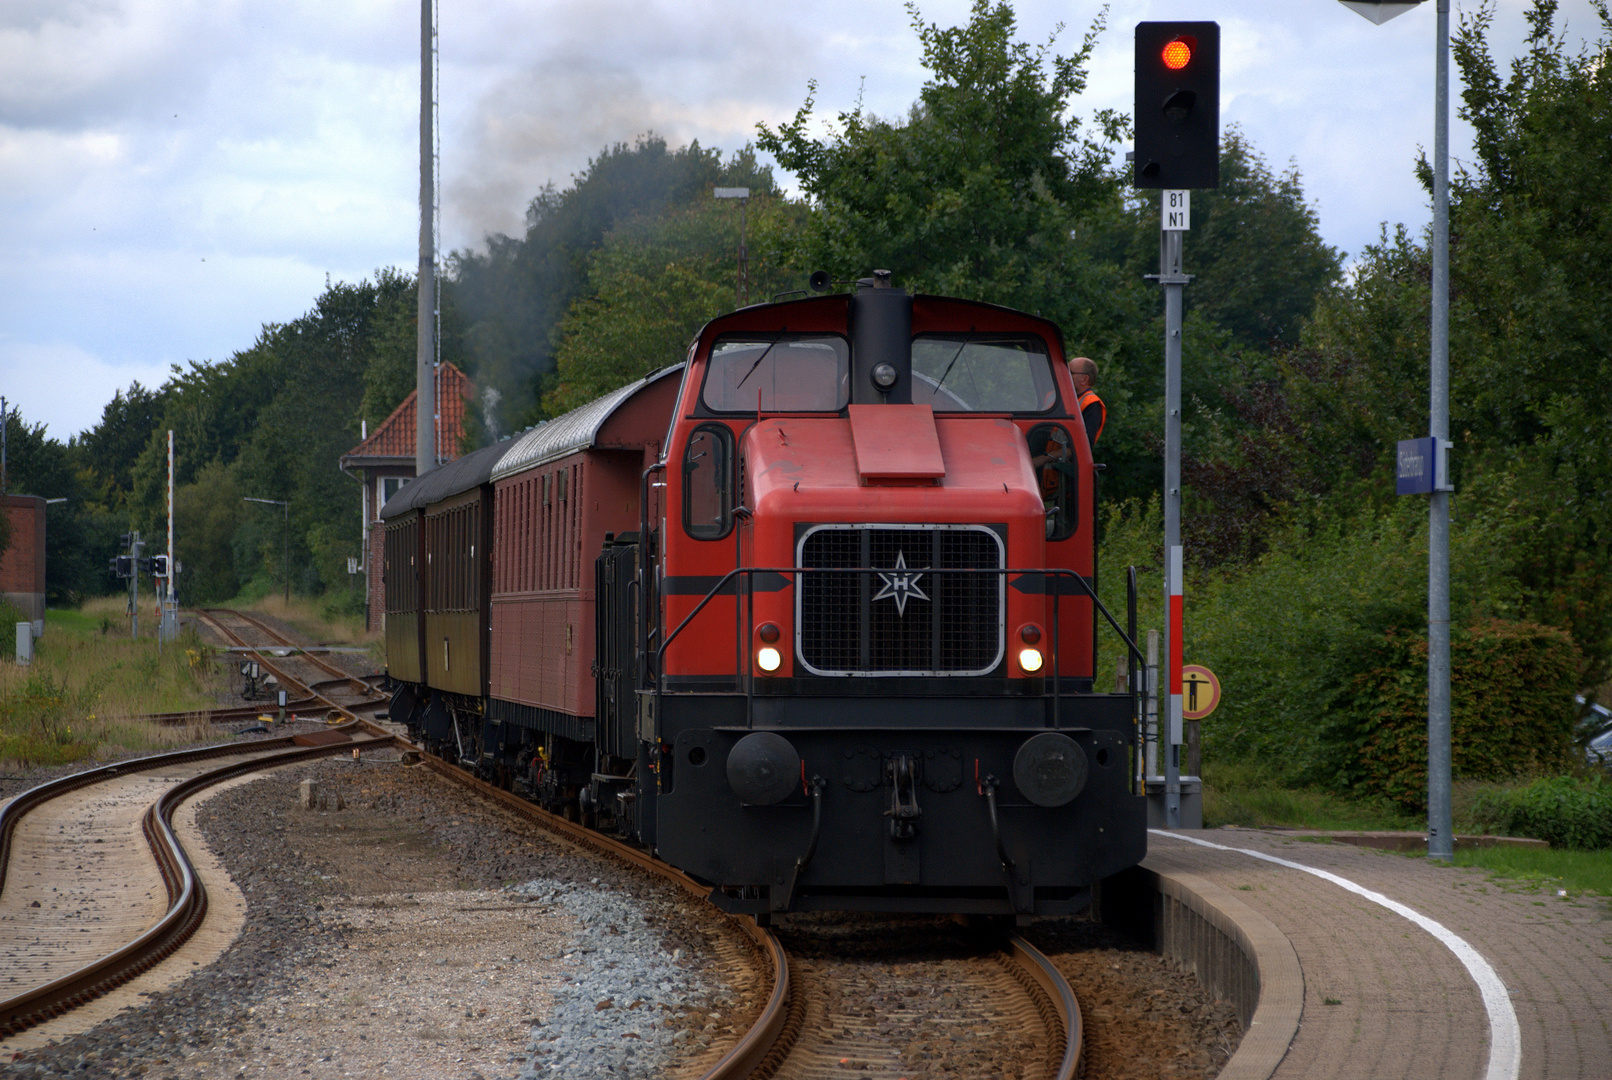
left=683, top=424, right=734, bottom=540
left=701, top=334, right=849, bottom=413
left=911, top=334, right=1057, bottom=413
left=1027, top=423, right=1079, bottom=541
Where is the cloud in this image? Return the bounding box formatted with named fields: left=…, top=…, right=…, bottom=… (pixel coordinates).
left=0, top=340, right=172, bottom=441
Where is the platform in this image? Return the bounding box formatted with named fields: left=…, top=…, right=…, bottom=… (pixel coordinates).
left=1135, top=827, right=1612, bottom=1080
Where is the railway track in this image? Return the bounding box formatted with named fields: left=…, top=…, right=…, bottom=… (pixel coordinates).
left=0, top=729, right=398, bottom=1038
left=209, top=608, right=1084, bottom=1078
left=193, top=608, right=389, bottom=719
left=5, top=610, right=1082, bottom=1076
left=413, top=752, right=1082, bottom=1080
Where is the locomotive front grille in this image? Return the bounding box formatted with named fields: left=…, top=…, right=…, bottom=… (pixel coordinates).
left=796, top=525, right=1004, bottom=676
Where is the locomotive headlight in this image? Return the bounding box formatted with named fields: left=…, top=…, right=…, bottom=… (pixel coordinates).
left=756, top=646, right=783, bottom=672
left=1018, top=647, right=1044, bottom=673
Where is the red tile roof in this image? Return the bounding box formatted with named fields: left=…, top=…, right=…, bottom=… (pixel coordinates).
left=342, top=362, right=472, bottom=466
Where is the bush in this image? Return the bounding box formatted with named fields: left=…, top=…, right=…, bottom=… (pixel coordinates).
left=1323, top=619, right=1582, bottom=808
left=321, top=587, right=367, bottom=621
left=1471, top=775, right=1612, bottom=850
left=0, top=667, right=99, bottom=766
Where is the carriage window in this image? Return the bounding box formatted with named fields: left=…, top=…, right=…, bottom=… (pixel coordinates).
left=1027, top=423, right=1079, bottom=541
left=701, top=334, right=849, bottom=413
left=912, top=334, right=1058, bottom=413
left=683, top=424, right=734, bottom=540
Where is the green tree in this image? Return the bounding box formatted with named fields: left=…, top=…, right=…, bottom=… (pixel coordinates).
left=757, top=0, right=1121, bottom=306
left=1272, top=0, right=1612, bottom=682
left=75, top=382, right=166, bottom=514
left=2, top=408, right=116, bottom=604
left=173, top=460, right=242, bottom=603
left=124, top=272, right=426, bottom=601
left=1114, top=129, right=1342, bottom=355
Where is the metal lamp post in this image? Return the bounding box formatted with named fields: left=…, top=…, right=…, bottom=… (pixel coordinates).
left=1340, top=0, right=1454, bottom=862
left=244, top=497, right=291, bottom=605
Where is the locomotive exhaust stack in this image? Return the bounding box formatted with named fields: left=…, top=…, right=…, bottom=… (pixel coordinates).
left=849, top=272, right=912, bottom=404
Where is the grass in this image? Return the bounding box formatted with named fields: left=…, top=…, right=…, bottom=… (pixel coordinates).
left=1203, top=760, right=1612, bottom=897
left=1201, top=761, right=1422, bottom=831
left=225, top=593, right=383, bottom=669
left=0, top=602, right=230, bottom=768
left=1450, top=845, right=1612, bottom=898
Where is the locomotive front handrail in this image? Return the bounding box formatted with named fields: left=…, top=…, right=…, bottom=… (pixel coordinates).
left=651, top=565, right=1148, bottom=734
left=655, top=566, right=1146, bottom=672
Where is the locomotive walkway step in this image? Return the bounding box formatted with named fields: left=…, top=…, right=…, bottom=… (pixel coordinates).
left=1144, top=827, right=1612, bottom=1080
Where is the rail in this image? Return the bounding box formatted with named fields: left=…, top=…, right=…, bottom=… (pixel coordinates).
left=194, top=610, right=387, bottom=717
left=0, top=732, right=397, bottom=1037
left=1006, top=933, right=1084, bottom=1080
left=201, top=608, right=385, bottom=701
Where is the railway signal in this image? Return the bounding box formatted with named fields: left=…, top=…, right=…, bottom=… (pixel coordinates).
left=1133, top=22, right=1221, bottom=190
left=1137, top=20, right=1220, bottom=829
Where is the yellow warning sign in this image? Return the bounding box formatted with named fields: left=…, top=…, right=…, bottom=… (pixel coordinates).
left=1181, top=665, right=1221, bottom=720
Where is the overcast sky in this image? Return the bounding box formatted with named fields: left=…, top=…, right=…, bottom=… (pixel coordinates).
left=1, top=0, right=1602, bottom=440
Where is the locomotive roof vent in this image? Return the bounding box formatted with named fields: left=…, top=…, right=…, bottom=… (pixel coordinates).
left=849, top=270, right=911, bottom=404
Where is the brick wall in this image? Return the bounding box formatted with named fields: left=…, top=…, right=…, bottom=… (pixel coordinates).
left=0, top=495, right=46, bottom=624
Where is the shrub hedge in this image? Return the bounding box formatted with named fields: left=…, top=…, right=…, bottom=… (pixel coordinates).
left=1323, top=619, right=1581, bottom=808
left=1471, top=775, right=1612, bottom=849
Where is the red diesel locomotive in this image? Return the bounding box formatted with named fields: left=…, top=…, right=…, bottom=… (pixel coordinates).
left=381, top=275, right=1147, bottom=917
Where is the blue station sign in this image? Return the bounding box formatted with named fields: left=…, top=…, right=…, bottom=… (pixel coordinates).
left=1397, top=437, right=1453, bottom=495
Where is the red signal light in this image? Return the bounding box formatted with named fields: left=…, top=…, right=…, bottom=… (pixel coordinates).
left=1162, top=38, right=1192, bottom=70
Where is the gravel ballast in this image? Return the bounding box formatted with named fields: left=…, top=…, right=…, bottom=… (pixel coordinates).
left=2, top=738, right=1243, bottom=1079
left=0, top=756, right=760, bottom=1079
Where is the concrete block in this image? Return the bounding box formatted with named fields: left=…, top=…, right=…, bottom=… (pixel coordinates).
left=300, top=778, right=319, bottom=809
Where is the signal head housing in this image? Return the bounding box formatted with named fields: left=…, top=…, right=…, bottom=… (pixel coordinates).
left=1134, top=21, right=1221, bottom=190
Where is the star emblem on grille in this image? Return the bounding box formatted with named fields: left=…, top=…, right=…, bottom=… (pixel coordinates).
left=873, top=552, right=929, bottom=617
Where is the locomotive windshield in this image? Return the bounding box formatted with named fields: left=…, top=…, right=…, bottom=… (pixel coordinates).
left=911, top=334, right=1058, bottom=413
left=702, top=334, right=850, bottom=413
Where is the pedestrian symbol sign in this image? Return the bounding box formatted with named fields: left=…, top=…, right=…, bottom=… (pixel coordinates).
left=1181, top=665, right=1221, bottom=719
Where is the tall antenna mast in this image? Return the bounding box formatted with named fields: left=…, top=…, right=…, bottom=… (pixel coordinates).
left=415, top=0, right=438, bottom=475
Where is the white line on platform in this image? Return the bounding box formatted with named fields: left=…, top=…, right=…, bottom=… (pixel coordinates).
left=1150, top=829, right=1521, bottom=1080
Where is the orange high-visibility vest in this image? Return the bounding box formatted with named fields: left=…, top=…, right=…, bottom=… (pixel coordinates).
left=1079, top=389, right=1107, bottom=445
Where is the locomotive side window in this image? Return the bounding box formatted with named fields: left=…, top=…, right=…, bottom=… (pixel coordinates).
left=701, top=334, right=849, bottom=413
left=1027, top=423, right=1079, bottom=540
left=683, top=424, right=734, bottom=540
left=911, top=334, right=1057, bottom=413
